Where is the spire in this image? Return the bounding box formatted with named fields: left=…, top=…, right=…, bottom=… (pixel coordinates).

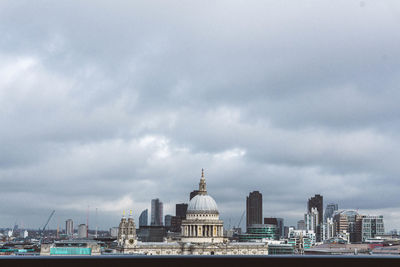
left=129, top=209, right=133, bottom=218
left=199, top=168, right=207, bottom=194
left=122, top=210, right=126, bottom=218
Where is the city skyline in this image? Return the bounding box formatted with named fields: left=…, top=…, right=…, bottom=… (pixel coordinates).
left=1, top=0, right=400, bottom=232
left=0, top=176, right=392, bottom=233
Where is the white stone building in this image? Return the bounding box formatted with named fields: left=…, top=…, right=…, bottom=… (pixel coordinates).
left=117, top=170, right=268, bottom=255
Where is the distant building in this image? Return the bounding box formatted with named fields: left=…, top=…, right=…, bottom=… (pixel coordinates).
left=137, top=226, right=167, bottom=242
left=322, top=218, right=335, bottom=241
left=390, top=229, right=398, bottom=235
left=246, top=191, right=262, bottom=231
left=41, top=240, right=101, bottom=256
left=78, top=224, right=87, bottom=239
left=264, top=218, right=284, bottom=239
left=66, top=219, right=74, bottom=237
left=19, top=230, right=28, bottom=239
left=139, top=209, right=148, bottom=227
left=308, top=194, right=323, bottom=242
left=268, top=244, right=294, bottom=255
left=190, top=190, right=200, bottom=200
left=284, top=226, right=290, bottom=238
left=110, top=227, right=119, bottom=238
left=170, top=216, right=183, bottom=232
left=297, top=220, right=306, bottom=231
left=361, top=215, right=385, bottom=242
left=165, top=215, right=173, bottom=230
left=324, top=203, right=338, bottom=222
left=118, top=211, right=137, bottom=246
left=288, top=227, right=316, bottom=250
left=151, top=199, right=163, bottom=226
left=239, top=224, right=278, bottom=241
left=333, top=210, right=363, bottom=243
left=305, top=207, right=319, bottom=233
left=176, top=203, right=188, bottom=218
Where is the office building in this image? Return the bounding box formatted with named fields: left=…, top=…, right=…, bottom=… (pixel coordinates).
left=110, top=227, right=119, bottom=238
left=288, top=227, right=316, bottom=249
left=170, top=216, right=182, bottom=232
left=169, top=203, right=189, bottom=233
left=246, top=191, right=262, bottom=231
left=190, top=190, right=200, bottom=200
left=78, top=224, right=87, bottom=239
left=41, top=241, right=101, bottom=256
left=268, top=244, right=294, bottom=255
left=264, top=218, right=284, bottom=239
left=308, top=194, right=323, bottom=241
left=361, top=215, right=385, bottom=242
left=165, top=214, right=173, bottom=229
left=284, top=226, right=290, bottom=238
left=65, top=219, right=74, bottom=237
left=239, top=224, right=278, bottom=241
left=151, top=198, right=163, bottom=226
left=139, top=209, right=148, bottom=227
left=333, top=210, right=363, bottom=243
left=324, top=203, right=338, bottom=222
left=305, top=207, right=319, bottom=233
left=176, top=203, right=188, bottom=218
left=322, top=218, right=335, bottom=241
left=297, top=220, right=306, bottom=231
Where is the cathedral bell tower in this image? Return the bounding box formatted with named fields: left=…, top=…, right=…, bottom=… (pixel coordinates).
left=199, top=168, right=207, bottom=195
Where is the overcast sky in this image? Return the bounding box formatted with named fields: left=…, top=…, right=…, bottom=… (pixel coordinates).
left=1, top=0, right=400, bottom=232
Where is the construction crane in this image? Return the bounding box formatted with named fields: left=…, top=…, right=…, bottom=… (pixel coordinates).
left=236, top=211, right=245, bottom=229
left=39, top=210, right=55, bottom=244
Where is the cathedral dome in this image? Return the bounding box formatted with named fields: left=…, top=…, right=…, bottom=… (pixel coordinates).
left=187, top=194, right=219, bottom=214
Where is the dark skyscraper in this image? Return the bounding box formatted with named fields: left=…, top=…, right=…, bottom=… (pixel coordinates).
left=190, top=190, right=200, bottom=200
left=139, top=209, right=148, bottom=227
left=170, top=203, right=188, bottom=233
left=151, top=198, right=163, bottom=226
left=176, top=203, right=188, bottom=218
left=308, top=194, right=323, bottom=241
left=246, top=191, right=262, bottom=231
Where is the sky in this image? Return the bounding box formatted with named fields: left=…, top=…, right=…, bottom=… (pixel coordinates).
left=1, top=0, right=400, bottom=232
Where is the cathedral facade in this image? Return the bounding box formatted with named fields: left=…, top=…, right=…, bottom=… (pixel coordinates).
left=117, top=171, right=268, bottom=255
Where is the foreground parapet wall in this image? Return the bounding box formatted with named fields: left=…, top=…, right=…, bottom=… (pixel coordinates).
left=1, top=255, right=400, bottom=267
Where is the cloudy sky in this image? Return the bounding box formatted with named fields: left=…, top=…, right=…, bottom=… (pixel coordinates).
left=1, top=0, right=400, bottom=231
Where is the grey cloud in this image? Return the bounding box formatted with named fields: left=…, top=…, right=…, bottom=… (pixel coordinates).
left=1, top=0, right=400, bottom=230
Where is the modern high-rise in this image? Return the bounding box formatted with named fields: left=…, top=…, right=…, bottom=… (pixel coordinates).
left=190, top=190, right=200, bottom=200
left=176, top=203, right=188, bottom=218
left=305, top=207, right=319, bottom=233
left=297, top=220, right=306, bottom=231
left=308, top=194, right=323, bottom=241
left=65, top=219, right=74, bottom=237
left=324, top=203, right=338, bottom=222
left=78, top=224, right=87, bottom=239
left=139, top=209, right=148, bottom=227
left=151, top=199, right=163, bottom=226
left=170, top=203, right=188, bottom=233
left=264, top=218, right=284, bottom=239
left=246, top=191, right=262, bottom=231
left=361, top=215, right=385, bottom=242
left=322, top=217, right=335, bottom=241
left=165, top=215, right=173, bottom=229
left=333, top=210, right=363, bottom=243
